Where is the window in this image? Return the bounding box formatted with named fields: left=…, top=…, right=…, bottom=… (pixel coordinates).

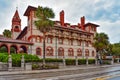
left=68, top=48, right=74, bottom=56
left=92, top=51, right=95, bottom=57
left=47, top=37, right=52, bottom=43
left=59, top=38, right=63, bottom=44
left=46, top=47, right=53, bottom=56
left=77, top=40, right=81, bottom=46
left=37, top=37, right=41, bottom=43
left=71, top=40, right=73, bottom=45
left=58, top=47, right=64, bottom=56
left=36, top=48, right=41, bottom=55
left=77, top=49, right=82, bottom=56
left=85, top=41, right=89, bottom=47
left=68, top=39, right=73, bottom=45
left=85, top=49, right=89, bottom=57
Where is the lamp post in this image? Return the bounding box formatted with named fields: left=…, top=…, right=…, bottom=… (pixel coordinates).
left=55, top=36, right=58, bottom=58
left=82, top=40, right=84, bottom=59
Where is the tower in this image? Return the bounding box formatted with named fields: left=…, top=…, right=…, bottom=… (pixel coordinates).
left=11, top=8, right=21, bottom=39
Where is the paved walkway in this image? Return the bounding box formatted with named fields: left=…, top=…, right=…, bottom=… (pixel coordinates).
left=0, top=63, right=120, bottom=76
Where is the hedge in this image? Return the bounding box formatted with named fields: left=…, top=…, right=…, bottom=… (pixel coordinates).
left=0, top=53, right=41, bottom=67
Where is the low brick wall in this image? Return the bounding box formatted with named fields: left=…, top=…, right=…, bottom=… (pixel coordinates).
left=0, top=62, right=8, bottom=71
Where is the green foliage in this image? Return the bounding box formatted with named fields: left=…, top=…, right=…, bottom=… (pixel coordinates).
left=88, top=59, right=95, bottom=64
left=44, top=64, right=59, bottom=69
left=3, top=29, right=11, bottom=38
left=0, top=53, right=41, bottom=67
left=65, top=59, right=75, bottom=65
left=32, top=64, right=40, bottom=70
left=93, top=32, right=109, bottom=54
left=35, top=6, right=55, bottom=33
left=111, top=43, right=120, bottom=56
left=78, top=59, right=86, bottom=65
left=0, top=53, right=8, bottom=62
left=45, top=58, right=62, bottom=63
left=0, top=47, right=8, bottom=53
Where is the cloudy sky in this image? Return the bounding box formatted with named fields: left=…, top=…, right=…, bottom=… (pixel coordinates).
left=0, top=0, right=120, bottom=43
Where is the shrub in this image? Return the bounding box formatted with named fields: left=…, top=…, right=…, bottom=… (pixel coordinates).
left=0, top=53, right=41, bottom=67
left=0, top=53, right=8, bottom=62
left=78, top=59, right=86, bottom=65
left=88, top=59, right=95, bottom=64
left=45, top=58, right=63, bottom=63
left=66, top=59, right=75, bottom=65
left=32, top=64, right=40, bottom=70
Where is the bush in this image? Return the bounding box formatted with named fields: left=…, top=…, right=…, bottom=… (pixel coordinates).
left=66, top=59, right=75, bottom=65
left=88, top=59, right=95, bottom=64
left=44, top=64, right=59, bottom=69
left=32, top=64, right=40, bottom=70
left=78, top=59, right=86, bottom=65
left=45, top=58, right=63, bottom=63
left=0, top=53, right=8, bottom=62
left=0, top=53, right=41, bottom=67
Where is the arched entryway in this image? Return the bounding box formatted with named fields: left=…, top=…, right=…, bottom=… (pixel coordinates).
left=10, top=45, right=18, bottom=54
left=20, top=46, right=27, bottom=53
left=0, top=44, right=8, bottom=53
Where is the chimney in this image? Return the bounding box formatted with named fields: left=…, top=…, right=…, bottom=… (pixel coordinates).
left=81, top=16, right=85, bottom=30
left=60, top=10, right=64, bottom=26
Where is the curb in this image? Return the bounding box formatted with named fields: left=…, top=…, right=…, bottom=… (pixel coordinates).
left=0, top=64, right=120, bottom=76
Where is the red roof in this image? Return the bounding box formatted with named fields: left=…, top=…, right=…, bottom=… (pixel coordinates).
left=24, top=6, right=37, bottom=16
left=0, top=36, right=33, bottom=45
left=84, top=22, right=99, bottom=27
left=12, top=10, right=21, bottom=21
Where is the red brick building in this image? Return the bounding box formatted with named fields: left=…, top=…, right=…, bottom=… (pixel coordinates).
left=1, top=6, right=99, bottom=59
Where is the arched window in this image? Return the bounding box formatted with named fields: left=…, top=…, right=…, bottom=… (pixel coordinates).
left=85, top=49, right=89, bottom=56
left=15, top=26, right=19, bottom=29
left=92, top=51, right=95, bottom=57
left=36, top=48, right=41, bottom=55
left=46, top=47, right=53, bottom=56
left=58, top=47, right=64, bottom=56
left=77, top=48, right=82, bottom=56
left=68, top=48, right=74, bottom=56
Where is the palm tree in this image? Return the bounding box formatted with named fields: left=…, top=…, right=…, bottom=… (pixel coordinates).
left=3, top=29, right=11, bottom=38
left=34, top=6, right=55, bottom=64
left=93, top=32, right=109, bottom=64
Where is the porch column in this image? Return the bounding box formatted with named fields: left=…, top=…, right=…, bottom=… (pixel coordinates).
left=8, top=46, right=10, bottom=55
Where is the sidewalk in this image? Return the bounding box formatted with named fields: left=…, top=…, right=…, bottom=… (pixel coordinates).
left=0, top=63, right=120, bottom=76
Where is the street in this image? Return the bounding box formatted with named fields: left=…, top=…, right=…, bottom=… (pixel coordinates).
left=0, top=64, right=120, bottom=80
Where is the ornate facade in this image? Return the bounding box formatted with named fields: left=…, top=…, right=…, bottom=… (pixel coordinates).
left=11, top=6, right=99, bottom=59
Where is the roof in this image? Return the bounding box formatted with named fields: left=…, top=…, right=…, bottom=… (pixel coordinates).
left=12, top=10, right=21, bottom=21
left=0, top=36, right=33, bottom=45
left=84, top=22, right=99, bottom=27
left=17, top=27, right=28, bottom=39
left=24, top=6, right=37, bottom=16
left=54, top=25, right=93, bottom=35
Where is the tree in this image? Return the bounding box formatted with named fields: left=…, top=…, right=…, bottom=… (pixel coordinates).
left=3, top=29, right=11, bottom=38
left=93, top=32, right=109, bottom=63
left=112, top=43, right=120, bottom=56
left=34, top=6, right=55, bottom=64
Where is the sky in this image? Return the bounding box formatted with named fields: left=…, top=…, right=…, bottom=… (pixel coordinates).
left=0, top=0, right=120, bottom=43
